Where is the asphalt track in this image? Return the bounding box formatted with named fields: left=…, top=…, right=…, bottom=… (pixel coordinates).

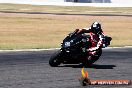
left=0, top=47, right=132, bottom=88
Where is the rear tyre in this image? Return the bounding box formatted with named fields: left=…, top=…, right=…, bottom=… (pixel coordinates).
left=49, top=50, right=62, bottom=67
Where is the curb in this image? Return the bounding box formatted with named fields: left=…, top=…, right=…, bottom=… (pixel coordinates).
left=0, top=48, right=60, bottom=52
left=103, top=46, right=132, bottom=49
left=0, top=46, right=132, bottom=52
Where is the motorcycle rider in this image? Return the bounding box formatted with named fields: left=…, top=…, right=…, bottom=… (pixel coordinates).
left=76, top=22, right=105, bottom=56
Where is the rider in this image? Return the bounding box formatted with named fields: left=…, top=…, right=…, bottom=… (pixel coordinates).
left=76, top=22, right=105, bottom=56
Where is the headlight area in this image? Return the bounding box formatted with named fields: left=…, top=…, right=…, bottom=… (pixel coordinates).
left=65, top=42, right=71, bottom=47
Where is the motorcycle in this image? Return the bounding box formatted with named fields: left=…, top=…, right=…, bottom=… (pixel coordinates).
left=49, top=30, right=112, bottom=67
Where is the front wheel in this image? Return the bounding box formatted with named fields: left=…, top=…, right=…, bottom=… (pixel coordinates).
left=49, top=50, right=62, bottom=67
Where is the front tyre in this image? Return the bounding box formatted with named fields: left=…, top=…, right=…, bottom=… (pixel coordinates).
left=49, top=50, right=62, bottom=67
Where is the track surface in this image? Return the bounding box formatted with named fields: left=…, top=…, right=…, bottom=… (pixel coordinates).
left=0, top=48, right=132, bottom=88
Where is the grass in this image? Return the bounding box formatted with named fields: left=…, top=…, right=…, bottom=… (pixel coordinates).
left=0, top=4, right=132, bottom=49
left=0, top=3, right=132, bottom=15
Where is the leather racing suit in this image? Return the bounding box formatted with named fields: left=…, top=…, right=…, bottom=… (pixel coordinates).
left=77, top=27, right=105, bottom=55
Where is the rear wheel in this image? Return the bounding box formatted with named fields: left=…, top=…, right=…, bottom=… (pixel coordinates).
left=49, top=50, right=62, bottom=67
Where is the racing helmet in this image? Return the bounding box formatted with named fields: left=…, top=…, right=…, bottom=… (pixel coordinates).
left=91, top=22, right=102, bottom=34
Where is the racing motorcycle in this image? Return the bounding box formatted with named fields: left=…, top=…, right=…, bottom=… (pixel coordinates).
left=49, top=30, right=112, bottom=67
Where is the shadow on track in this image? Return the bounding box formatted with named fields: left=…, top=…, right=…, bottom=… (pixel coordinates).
left=59, top=64, right=116, bottom=69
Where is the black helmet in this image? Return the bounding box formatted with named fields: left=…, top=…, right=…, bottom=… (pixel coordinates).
left=91, top=22, right=102, bottom=34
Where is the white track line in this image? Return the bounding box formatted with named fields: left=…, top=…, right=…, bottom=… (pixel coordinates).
left=0, top=46, right=131, bottom=52
left=0, top=48, right=60, bottom=52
